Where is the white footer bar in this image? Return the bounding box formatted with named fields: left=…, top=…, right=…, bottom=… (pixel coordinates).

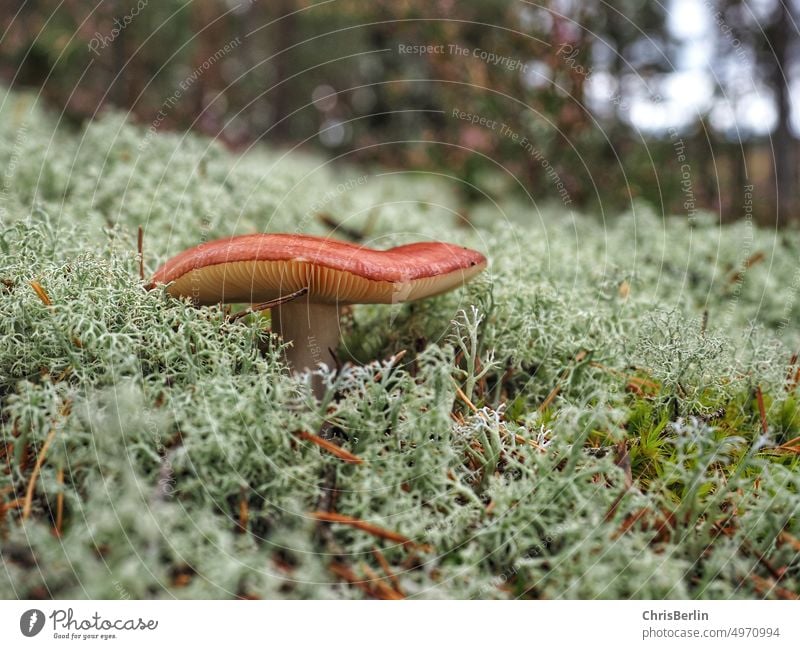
left=1, top=600, right=796, bottom=648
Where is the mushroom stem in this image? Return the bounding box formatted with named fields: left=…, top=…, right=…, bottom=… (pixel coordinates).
left=272, top=297, right=340, bottom=383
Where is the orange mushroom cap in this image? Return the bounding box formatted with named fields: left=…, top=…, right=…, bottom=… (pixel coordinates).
left=150, top=233, right=487, bottom=305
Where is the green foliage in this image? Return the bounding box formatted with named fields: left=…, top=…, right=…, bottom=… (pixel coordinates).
left=1, top=89, right=799, bottom=599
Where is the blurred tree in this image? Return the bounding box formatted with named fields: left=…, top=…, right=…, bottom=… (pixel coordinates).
left=0, top=0, right=796, bottom=224
left=707, top=0, right=799, bottom=224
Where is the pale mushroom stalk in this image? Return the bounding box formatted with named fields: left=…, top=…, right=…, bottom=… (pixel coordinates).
left=272, top=298, right=340, bottom=373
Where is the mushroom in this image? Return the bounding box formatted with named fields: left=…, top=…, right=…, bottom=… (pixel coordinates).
left=150, top=233, right=487, bottom=386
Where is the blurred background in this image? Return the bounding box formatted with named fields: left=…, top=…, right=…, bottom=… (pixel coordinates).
left=0, top=0, right=797, bottom=225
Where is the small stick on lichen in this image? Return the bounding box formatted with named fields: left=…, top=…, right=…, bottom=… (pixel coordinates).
left=786, top=352, right=800, bottom=392
left=360, top=563, right=404, bottom=600
left=453, top=382, right=478, bottom=413
left=29, top=280, right=52, bottom=306
left=328, top=562, right=378, bottom=598
left=772, top=444, right=800, bottom=455
left=0, top=498, right=24, bottom=527
left=728, top=251, right=766, bottom=284
left=371, top=546, right=404, bottom=596
left=227, top=287, right=309, bottom=322
left=373, top=350, right=407, bottom=382
left=22, top=426, right=58, bottom=520
left=778, top=531, right=800, bottom=552
left=539, top=383, right=561, bottom=412
left=238, top=487, right=249, bottom=533
left=751, top=575, right=799, bottom=600
left=310, top=511, right=430, bottom=551
left=540, top=350, right=589, bottom=412
left=294, top=430, right=363, bottom=464
left=778, top=434, right=800, bottom=450
left=513, top=433, right=545, bottom=451
left=755, top=385, right=768, bottom=435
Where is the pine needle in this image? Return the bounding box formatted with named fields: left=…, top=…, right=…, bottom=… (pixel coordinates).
left=310, top=511, right=430, bottom=550
left=29, top=280, right=52, bottom=306
left=371, top=546, right=404, bottom=596
left=294, top=430, right=363, bottom=464
left=22, top=426, right=58, bottom=521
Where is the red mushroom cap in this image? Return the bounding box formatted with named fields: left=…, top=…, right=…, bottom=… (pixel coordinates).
left=150, top=233, right=487, bottom=305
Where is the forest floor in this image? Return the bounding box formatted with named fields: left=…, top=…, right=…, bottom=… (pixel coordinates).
left=1, top=88, right=799, bottom=599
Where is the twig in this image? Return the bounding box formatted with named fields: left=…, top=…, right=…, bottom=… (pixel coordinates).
left=311, top=422, right=343, bottom=552
left=238, top=487, right=249, bottom=533
left=755, top=385, right=768, bottom=435
left=513, top=433, right=545, bottom=451
left=778, top=531, right=800, bottom=552
left=360, top=562, right=404, bottom=600
left=539, top=383, right=562, bottom=412
left=310, top=511, right=430, bottom=551
left=374, top=350, right=407, bottom=382
left=751, top=575, right=798, bottom=600
left=0, top=498, right=24, bottom=527
left=22, top=426, right=58, bottom=520
left=790, top=367, right=800, bottom=393
left=227, top=287, right=309, bottom=322
left=614, top=440, right=633, bottom=490
left=29, top=280, right=52, bottom=306
left=371, top=546, right=404, bottom=596
left=328, top=562, right=378, bottom=598
left=539, top=350, right=589, bottom=412
left=453, top=383, right=478, bottom=413
left=728, top=251, right=765, bottom=284
left=778, top=434, right=800, bottom=450
left=294, top=430, right=363, bottom=464
left=785, top=351, right=800, bottom=393
left=764, top=446, right=800, bottom=456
